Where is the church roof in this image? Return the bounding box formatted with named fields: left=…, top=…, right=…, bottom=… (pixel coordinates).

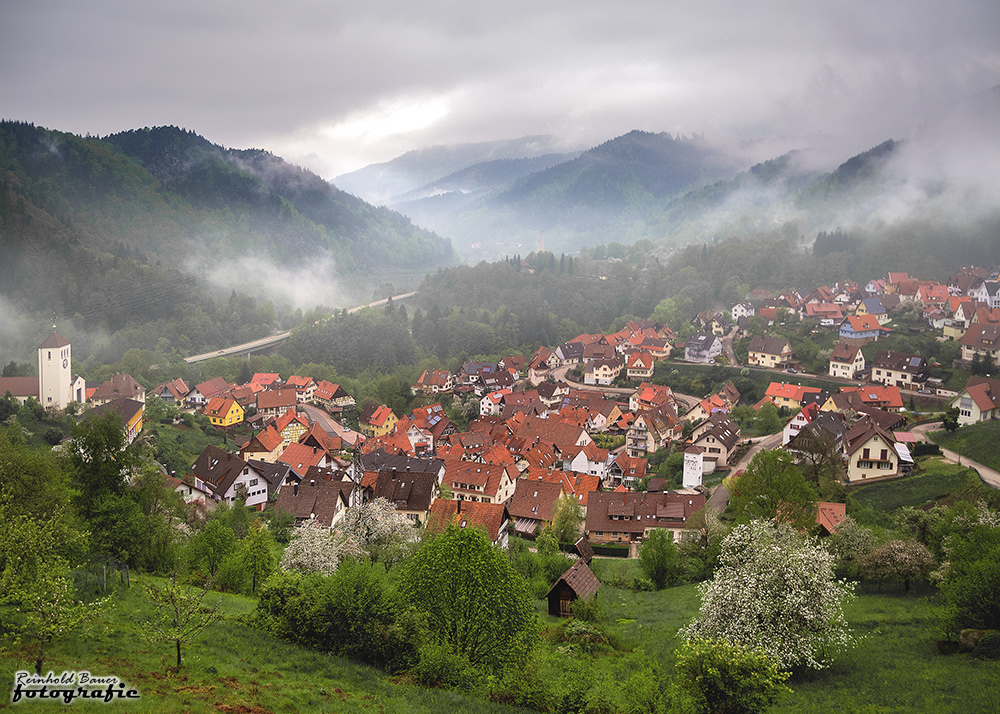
left=38, top=332, right=70, bottom=349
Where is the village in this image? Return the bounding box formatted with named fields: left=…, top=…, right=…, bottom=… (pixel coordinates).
left=6, top=265, right=999, bottom=571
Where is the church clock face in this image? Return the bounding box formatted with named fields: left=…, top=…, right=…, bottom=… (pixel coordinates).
left=62, top=358, right=68, bottom=368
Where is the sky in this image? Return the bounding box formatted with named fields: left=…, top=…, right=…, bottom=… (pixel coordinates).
left=2, top=0, right=999, bottom=180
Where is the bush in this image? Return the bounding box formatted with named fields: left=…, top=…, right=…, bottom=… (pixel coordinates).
left=410, top=642, right=482, bottom=690
left=672, top=638, right=791, bottom=714
left=972, top=631, right=1000, bottom=660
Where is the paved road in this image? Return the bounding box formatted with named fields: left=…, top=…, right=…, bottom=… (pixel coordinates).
left=184, top=291, right=419, bottom=364
left=551, top=364, right=700, bottom=415
left=908, top=421, right=1000, bottom=489
left=730, top=430, right=784, bottom=471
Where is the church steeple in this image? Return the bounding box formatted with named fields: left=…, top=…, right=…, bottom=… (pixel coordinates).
left=38, top=329, right=72, bottom=410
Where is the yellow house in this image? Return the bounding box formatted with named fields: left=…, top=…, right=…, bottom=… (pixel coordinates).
left=360, top=404, right=399, bottom=438
left=204, top=397, right=245, bottom=427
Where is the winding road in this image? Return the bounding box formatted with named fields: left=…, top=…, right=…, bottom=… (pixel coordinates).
left=908, top=421, right=1000, bottom=489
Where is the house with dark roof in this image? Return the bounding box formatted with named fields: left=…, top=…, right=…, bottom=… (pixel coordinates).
left=684, top=333, right=722, bottom=363
left=748, top=336, right=795, bottom=369
left=843, top=418, right=900, bottom=483
left=91, top=373, right=146, bottom=406
left=870, top=351, right=927, bottom=391
left=585, top=490, right=706, bottom=543
left=367, top=469, right=438, bottom=523
left=85, top=397, right=144, bottom=445
left=547, top=560, right=600, bottom=617
left=507, top=479, right=563, bottom=538
left=190, top=445, right=269, bottom=508
left=273, top=476, right=352, bottom=528
left=960, top=323, right=1000, bottom=368
left=829, top=342, right=865, bottom=379
left=691, top=413, right=740, bottom=469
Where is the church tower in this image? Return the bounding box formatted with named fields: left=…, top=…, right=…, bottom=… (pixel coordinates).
left=38, top=330, right=72, bottom=410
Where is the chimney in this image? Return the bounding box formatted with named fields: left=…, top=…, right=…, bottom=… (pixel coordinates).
left=310, top=479, right=315, bottom=487
left=293, top=483, right=298, bottom=496
left=456, top=499, right=462, bottom=513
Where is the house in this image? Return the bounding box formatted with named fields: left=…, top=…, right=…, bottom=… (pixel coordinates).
left=684, top=333, right=722, bottom=363
left=747, top=336, right=795, bottom=369
left=256, top=389, right=298, bottom=419
left=411, top=369, right=454, bottom=395
left=562, top=441, right=610, bottom=481
left=843, top=419, right=900, bottom=483
left=731, top=302, right=755, bottom=322
left=273, top=477, right=352, bottom=528
left=274, top=408, right=312, bottom=447
left=426, top=499, right=510, bottom=548
left=584, top=358, right=624, bottom=386
left=685, top=392, right=731, bottom=423
left=555, top=341, right=586, bottom=365
left=359, top=404, right=399, bottom=438
left=239, top=425, right=284, bottom=463
left=151, top=378, right=189, bottom=406
left=507, top=479, right=563, bottom=538
left=870, top=351, right=928, bottom=390
left=85, top=397, right=144, bottom=445
left=973, top=281, right=1000, bottom=309
left=629, top=382, right=674, bottom=412
left=190, top=446, right=269, bottom=508
left=284, top=375, right=317, bottom=403
left=839, top=315, right=891, bottom=344
left=605, top=452, right=648, bottom=489
left=585, top=490, right=706, bottom=543
left=782, top=403, right=821, bottom=446
left=527, top=347, right=557, bottom=384
left=764, top=382, right=823, bottom=410
left=444, top=461, right=517, bottom=504
left=626, top=406, right=680, bottom=457
left=277, top=443, right=331, bottom=480
left=855, top=297, right=891, bottom=325
left=830, top=385, right=904, bottom=412
left=480, top=388, right=513, bottom=417
left=828, top=342, right=865, bottom=380
left=313, top=380, right=355, bottom=411
left=250, top=373, right=282, bottom=389
left=951, top=376, right=1000, bottom=426
left=547, top=560, right=600, bottom=617
left=690, top=413, right=740, bottom=469
left=626, top=351, right=654, bottom=380
left=815, top=502, right=848, bottom=536
left=90, top=373, right=146, bottom=406
left=368, top=469, right=438, bottom=523
left=960, top=323, right=1000, bottom=368
left=202, top=397, right=244, bottom=427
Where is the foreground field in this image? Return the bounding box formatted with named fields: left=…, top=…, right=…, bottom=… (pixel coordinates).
left=4, top=572, right=996, bottom=714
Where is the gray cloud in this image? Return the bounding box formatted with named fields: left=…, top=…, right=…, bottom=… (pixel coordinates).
left=2, top=0, right=998, bottom=179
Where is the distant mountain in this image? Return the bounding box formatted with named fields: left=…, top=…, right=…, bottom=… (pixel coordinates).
left=0, top=121, right=454, bottom=325
left=334, top=135, right=580, bottom=204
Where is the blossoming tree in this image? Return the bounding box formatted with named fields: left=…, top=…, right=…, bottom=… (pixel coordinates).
left=680, top=519, right=855, bottom=670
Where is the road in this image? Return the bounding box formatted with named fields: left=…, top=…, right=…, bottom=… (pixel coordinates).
left=908, top=421, right=1000, bottom=489
left=550, top=364, right=700, bottom=415
left=184, top=291, right=419, bottom=364
left=730, top=430, right=784, bottom=471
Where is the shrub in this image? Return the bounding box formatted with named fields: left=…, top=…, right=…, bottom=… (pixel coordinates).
left=972, top=631, right=1000, bottom=660
left=672, top=638, right=791, bottom=714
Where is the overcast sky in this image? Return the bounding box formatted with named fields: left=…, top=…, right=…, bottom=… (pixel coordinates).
left=2, top=0, right=998, bottom=179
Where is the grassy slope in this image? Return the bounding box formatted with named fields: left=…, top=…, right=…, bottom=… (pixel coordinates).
left=931, top=421, right=1000, bottom=472
left=0, top=578, right=531, bottom=714
left=851, top=459, right=981, bottom=511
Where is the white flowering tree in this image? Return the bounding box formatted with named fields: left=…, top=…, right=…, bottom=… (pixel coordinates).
left=858, top=539, right=934, bottom=592
left=279, top=521, right=361, bottom=576
left=337, top=497, right=418, bottom=570
left=680, top=519, right=855, bottom=670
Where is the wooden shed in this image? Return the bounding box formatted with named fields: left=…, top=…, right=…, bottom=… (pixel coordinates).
left=546, top=560, right=601, bottom=617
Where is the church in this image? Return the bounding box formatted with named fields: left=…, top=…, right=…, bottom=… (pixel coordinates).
left=0, top=330, right=85, bottom=409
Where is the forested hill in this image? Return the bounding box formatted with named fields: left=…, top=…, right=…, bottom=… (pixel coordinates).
left=0, top=122, right=453, bottom=280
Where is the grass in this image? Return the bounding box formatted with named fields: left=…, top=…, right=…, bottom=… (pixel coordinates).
left=0, top=576, right=533, bottom=714
left=931, top=420, right=1000, bottom=473
left=773, top=591, right=1000, bottom=714
left=852, top=459, right=981, bottom=511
